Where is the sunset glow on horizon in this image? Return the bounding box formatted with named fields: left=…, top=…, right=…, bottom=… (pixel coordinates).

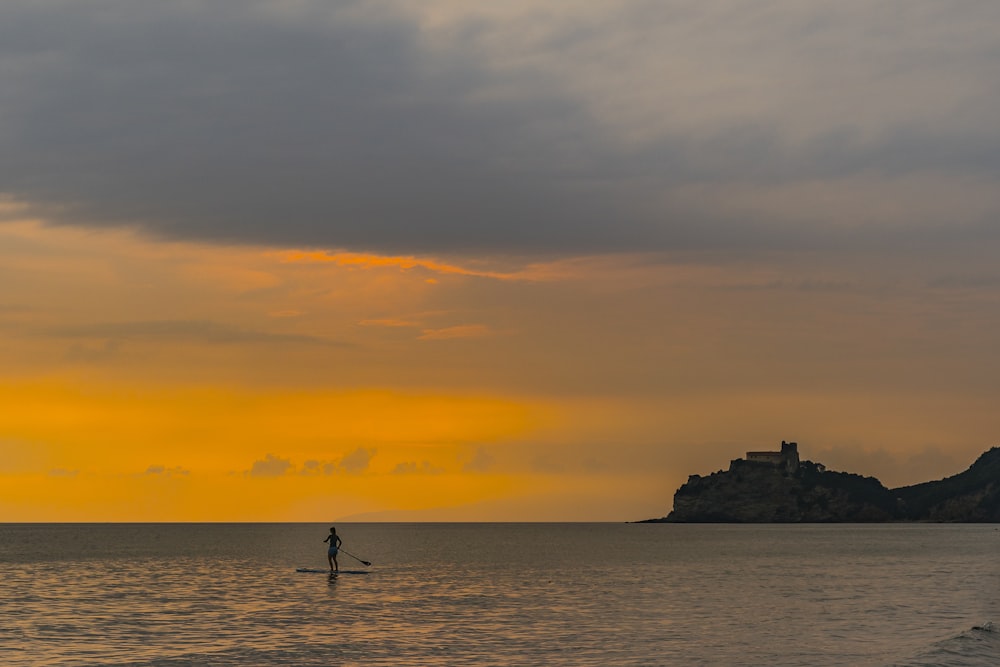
left=3, top=1, right=1000, bottom=521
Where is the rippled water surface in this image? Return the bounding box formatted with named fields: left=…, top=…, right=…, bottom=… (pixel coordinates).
left=2, top=523, right=1000, bottom=665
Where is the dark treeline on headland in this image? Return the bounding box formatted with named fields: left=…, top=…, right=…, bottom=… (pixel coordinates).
left=643, top=443, right=1000, bottom=523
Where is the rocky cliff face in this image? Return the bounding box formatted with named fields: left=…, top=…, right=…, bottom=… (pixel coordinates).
left=663, top=460, right=897, bottom=522
left=646, top=447, right=1000, bottom=523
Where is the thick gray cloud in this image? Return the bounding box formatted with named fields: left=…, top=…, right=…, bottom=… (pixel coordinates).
left=1, top=1, right=999, bottom=254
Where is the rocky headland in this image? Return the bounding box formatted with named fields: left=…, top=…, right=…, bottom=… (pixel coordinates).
left=644, top=442, right=1000, bottom=522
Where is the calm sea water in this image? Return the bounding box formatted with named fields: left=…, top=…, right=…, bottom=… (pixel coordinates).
left=1, top=523, right=999, bottom=666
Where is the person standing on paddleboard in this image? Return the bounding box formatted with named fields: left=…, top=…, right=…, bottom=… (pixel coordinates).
left=323, top=526, right=343, bottom=572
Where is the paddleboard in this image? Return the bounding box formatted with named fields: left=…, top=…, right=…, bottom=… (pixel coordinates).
left=296, top=568, right=369, bottom=574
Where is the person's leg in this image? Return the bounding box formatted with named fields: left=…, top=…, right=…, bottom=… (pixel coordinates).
left=333, top=553, right=339, bottom=572
left=328, top=553, right=334, bottom=571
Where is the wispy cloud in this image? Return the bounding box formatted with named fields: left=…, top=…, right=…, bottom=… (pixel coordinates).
left=392, top=460, right=445, bottom=475
left=359, top=318, right=421, bottom=328
left=64, top=339, right=122, bottom=363
left=145, top=465, right=190, bottom=477
left=45, top=319, right=338, bottom=346
left=338, top=447, right=376, bottom=474
left=299, top=448, right=377, bottom=476
left=248, top=453, right=292, bottom=478
left=275, top=251, right=540, bottom=281
left=462, top=447, right=494, bottom=473
left=419, top=324, right=494, bottom=341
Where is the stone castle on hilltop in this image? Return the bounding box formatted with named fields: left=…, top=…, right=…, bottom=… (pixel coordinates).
left=740, top=440, right=801, bottom=474
left=645, top=442, right=1000, bottom=523
left=653, top=440, right=889, bottom=522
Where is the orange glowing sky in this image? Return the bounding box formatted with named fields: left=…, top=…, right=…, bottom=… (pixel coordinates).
left=2, top=2, right=1000, bottom=520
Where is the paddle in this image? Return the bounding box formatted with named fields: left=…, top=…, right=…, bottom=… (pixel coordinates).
left=340, top=548, right=372, bottom=567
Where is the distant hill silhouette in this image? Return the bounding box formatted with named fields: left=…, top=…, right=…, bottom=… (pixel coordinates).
left=893, top=447, right=1000, bottom=521
left=643, top=445, right=1000, bottom=523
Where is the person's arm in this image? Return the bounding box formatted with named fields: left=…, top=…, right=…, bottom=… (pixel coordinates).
left=336, top=536, right=343, bottom=547
left=323, top=535, right=330, bottom=543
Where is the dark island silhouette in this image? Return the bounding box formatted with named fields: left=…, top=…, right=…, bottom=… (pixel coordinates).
left=643, top=441, right=1000, bottom=522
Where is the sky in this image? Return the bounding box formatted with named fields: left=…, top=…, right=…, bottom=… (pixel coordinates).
left=2, top=0, right=1000, bottom=521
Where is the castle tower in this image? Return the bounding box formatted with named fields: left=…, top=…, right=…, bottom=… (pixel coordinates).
left=780, top=441, right=800, bottom=473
